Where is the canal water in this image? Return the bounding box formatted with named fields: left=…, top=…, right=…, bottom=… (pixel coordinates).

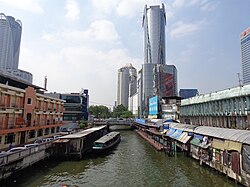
left=4, top=130, right=239, bottom=187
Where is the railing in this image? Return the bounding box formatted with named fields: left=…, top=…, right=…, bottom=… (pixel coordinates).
left=0, top=142, right=52, bottom=166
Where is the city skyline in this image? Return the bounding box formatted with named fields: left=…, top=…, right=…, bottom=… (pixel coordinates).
left=1, top=0, right=250, bottom=107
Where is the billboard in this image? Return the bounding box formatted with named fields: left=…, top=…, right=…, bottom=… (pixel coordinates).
left=149, top=96, right=158, bottom=115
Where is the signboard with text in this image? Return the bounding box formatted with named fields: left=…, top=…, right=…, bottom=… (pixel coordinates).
left=149, top=96, right=158, bottom=115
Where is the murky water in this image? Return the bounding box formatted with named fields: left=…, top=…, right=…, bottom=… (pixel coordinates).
left=3, top=130, right=239, bottom=187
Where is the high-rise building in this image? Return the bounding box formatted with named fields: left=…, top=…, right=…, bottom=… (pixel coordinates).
left=143, top=4, right=166, bottom=64
left=241, top=27, right=250, bottom=85
left=117, top=64, right=137, bottom=108
left=0, top=13, right=22, bottom=70
left=140, top=4, right=167, bottom=117
left=0, top=13, right=32, bottom=83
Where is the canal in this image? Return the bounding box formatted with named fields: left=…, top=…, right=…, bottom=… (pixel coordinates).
left=3, top=129, right=239, bottom=187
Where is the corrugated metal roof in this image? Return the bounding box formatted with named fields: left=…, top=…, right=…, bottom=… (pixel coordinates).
left=60, top=126, right=106, bottom=139
left=194, top=126, right=250, bottom=144
left=166, top=122, right=197, bottom=132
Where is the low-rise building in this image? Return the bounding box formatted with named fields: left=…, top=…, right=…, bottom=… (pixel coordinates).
left=0, top=74, right=64, bottom=150
left=180, top=85, right=250, bottom=129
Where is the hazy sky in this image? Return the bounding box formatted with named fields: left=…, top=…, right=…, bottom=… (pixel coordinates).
left=1, top=0, right=250, bottom=107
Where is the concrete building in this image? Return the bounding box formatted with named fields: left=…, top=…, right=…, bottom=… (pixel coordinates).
left=161, top=96, right=181, bottom=120
left=241, top=27, right=250, bottom=85
left=0, top=13, right=32, bottom=83
left=180, top=85, right=250, bottom=130
left=117, top=64, right=137, bottom=108
left=46, top=89, right=89, bottom=123
left=0, top=73, right=64, bottom=150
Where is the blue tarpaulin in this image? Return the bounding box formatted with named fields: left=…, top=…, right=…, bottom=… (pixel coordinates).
left=166, top=128, right=176, bottom=136
left=171, top=130, right=183, bottom=139
left=194, top=134, right=203, bottom=140
left=135, top=118, right=146, bottom=125
left=163, top=124, right=169, bottom=130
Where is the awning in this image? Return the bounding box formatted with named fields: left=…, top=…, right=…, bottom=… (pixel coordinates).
left=178, top=132, right=192, bottom=144
left=166, top=128, right=176, bottom=136
left=224, top=140, right=242, bottom=152
left=212, top=138, right=225, bottom=150
left=171, top=129, right=183, bottom=139
left=190, top=138, right=201, bottom=146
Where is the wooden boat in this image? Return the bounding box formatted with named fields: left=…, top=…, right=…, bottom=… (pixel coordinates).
left=92, top=132, right=121, bottom=153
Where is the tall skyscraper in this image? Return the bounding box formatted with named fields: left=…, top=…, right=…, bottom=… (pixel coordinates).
left=0, top=13, right=32, bottom=83
left=0, top=13, right=22, bottom=70
left=241, top=27, right=250, bottom=85
left=143, top=4, right=166, bottom=65
left=117, top=64, right=137, bottom=108
left=140, top=4, right=167, bottom=116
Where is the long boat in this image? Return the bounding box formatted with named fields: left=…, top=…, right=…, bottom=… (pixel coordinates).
left=93, top=132, right=121, bottom=153
left=53, top=126, right=108, bottom=159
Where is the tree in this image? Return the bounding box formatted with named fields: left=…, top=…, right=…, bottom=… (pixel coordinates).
left=112, top=104, right=129, bottom=118
left=121, top=110, right=134, bottom=119
left=89, top=105, right=111, bottom=119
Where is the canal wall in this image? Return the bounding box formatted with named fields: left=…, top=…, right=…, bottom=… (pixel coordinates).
left=0, top=142, right=52, bottom=180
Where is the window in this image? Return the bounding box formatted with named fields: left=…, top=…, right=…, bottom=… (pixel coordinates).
left=28, top=98, right=32, bottom=105
left=37, top=129, right=43, bottom=137
left=0, top=136, right=2, bottom=144
left=44, top=128, right=49, bottom=135
left=4, top=133, right=15, bottom=144
left=29, top=130, right=36, bottom=139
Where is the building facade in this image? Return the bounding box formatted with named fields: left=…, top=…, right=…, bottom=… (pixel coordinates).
left=180, top=85, right=250, bottom=130
left=0, top=13, right=32, bottom=83
left=46, top=90, right=89, bottom=122
left=117, top=64, right=137, bottom=108
left=0, top=83, right=64, bottom=150
left=241, top=27, right=250, bottom=85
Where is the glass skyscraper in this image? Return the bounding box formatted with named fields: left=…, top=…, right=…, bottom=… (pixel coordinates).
left=0, top=13, right=32, bottom=83
left=143, top=4, right=166, bottom=65
left=241, top=27, right=250, bottom=85
left=0, top=13, right=22, bottom=70
left=140, top=4, right=167, bottom=116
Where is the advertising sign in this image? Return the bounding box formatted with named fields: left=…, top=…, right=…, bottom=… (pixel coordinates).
left=149, top=96, right=158, bottom=115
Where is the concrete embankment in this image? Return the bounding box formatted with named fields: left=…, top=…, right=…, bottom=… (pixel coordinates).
left=0, top=142, right=53, bottom=181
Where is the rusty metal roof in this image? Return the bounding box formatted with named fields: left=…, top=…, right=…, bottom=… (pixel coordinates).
left=194, top=126, right=250, bottom=144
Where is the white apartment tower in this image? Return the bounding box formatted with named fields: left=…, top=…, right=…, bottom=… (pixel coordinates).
left=117, top=64, right=137, bottom=108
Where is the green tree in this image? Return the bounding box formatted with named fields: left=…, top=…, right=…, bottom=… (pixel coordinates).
left=89, top=105, right=111, bottom=119
left=112, top=104, right=128, bottom=118
left=121, top=110, right=134, bottom=119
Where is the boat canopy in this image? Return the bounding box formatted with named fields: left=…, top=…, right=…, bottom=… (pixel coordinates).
left=94, top=132, right=120, bottom=144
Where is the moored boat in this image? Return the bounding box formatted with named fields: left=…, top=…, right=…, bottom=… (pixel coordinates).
left=93, top=132, right=121, bottom=153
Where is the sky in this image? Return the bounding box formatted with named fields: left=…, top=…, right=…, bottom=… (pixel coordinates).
left=1, top=0, right=250, bottom=108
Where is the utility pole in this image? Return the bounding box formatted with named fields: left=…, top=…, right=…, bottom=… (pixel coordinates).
left=237, top=73, right=242, bottom=87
